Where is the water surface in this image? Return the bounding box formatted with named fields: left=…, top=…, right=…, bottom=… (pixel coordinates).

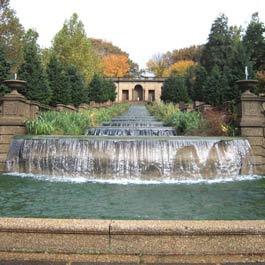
left=0, top=173, right=264, bottom=220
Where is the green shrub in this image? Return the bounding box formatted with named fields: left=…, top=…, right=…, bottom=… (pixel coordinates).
left=147, top=103, right=203, bottom=135
left=25, top=103, right=129, bottom=135
left=165, top=111, right=202, bottom=135
left=25, top=111, right=91, bottom=135
left=25, top=116, right=55, bottom=135
left=147, top=103, right=179, bottom=120
left=81, top=103, right=129, bottom=126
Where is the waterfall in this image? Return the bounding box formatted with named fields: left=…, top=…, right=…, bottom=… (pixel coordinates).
left=6, top=136, right=253, bottom=181
left=87, top=127, right=177, bottom=136
left=5, top=105, right=255, bottom=182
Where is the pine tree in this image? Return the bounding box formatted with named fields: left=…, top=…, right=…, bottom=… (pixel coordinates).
left=205, top=65, right=230, bottom=107
left=199, top=14, right=246, bottom=106
left=201, top=14, right=233, bottom=73
left=46, top=55, right=71, bottom=106
left=17, top=29, right=51, bottom=104
left=88, top=75, right=117, bottom=103
left=186, top=65, right=207, bottom=102
left=103, top=78, right=116, bottom=102
left=88, top=74, right=104, bottom=103
left=161, top=76, right=189, bottom=103
left=65, top=65, right=87, bottom=106
left=243, top=12, right=265, bottom=71
left=161, top=77, right=176, bottom=102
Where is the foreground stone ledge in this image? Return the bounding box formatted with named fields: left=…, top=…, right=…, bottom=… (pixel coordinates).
left=0, top=218, right=110, bottom=234
left=0, top=218, right=264, bottom=257
left=0, top=252, right=265, bottom=264
left=110, top=220, right=265, bottom=235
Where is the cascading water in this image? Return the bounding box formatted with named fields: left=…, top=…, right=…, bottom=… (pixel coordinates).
left=92, top=105, right=172, bottom=133
left=6, top=105, right=254, bottom=183
left=6, top=136, right=253, bottom=181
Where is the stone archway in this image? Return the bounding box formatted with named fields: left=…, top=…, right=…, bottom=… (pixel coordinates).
left=133, top=85, right=144, bottom=101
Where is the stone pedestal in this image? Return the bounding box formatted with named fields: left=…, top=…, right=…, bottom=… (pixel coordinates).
left=0, top=90, right=29, bottom=171
left=237, top=89, right=265, bottom=175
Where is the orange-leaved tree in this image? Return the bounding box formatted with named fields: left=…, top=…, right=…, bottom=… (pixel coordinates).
left=168, top=60, right=196, bottom=77
left=103, top=54, right=130, bottom=77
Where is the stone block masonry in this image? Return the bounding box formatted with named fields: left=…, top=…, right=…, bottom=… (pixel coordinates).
left=0, top=90, right=28, bottom=172
left=0, top=218, right=265, bottom=264
left=0, top=125, right=26, bottom=171
left=0, top=89, right=78, bottom=172
left=238, top=90, right=265, bottom=175
left=0, top=89, right=115, bottom=173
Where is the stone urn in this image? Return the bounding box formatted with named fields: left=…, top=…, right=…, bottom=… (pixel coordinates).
left=236, top=79, right=258, bottom=94
left=2, top=79, right=26, bottom=96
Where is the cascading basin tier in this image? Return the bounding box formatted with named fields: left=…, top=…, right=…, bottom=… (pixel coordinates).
left=6, top=136, right=253, bottom=182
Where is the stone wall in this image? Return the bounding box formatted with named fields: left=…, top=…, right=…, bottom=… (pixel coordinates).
left=0, top=89, right=117, bottom=172
left=238, top=90, right=265, bottom=175
left=0, top=90, right=75, bottom=172
left=0, top=218, right=264, bottom=263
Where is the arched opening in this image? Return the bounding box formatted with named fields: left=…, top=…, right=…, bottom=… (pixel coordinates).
left=133, top=85, right=144, bottom=101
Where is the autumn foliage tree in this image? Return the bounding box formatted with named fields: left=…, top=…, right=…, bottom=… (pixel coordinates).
left=163, top=45, right=202, bottom=65
left=168, top=60, right=196, bottom=77
left=103, top=54, right=130, bottom=77
left=146, top=53, right=168, bottom=77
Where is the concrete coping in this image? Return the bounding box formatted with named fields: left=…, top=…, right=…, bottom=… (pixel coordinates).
left=0, top=218, right=110, bottom=234
left=0, top=218, right=265, bottom=236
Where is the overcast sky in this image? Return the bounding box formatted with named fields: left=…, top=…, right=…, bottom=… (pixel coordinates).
left=9, top=0, right=265, bottom=69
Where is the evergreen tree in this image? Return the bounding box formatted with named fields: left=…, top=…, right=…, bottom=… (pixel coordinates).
left=88, top=75, right=117, bottom=103
left=243, top=12, right=265, bottom=71
left=201, top=14, right=233, bottom=73
left=161, top=77, right=176, bottom=102
left=186, top=65, right=207, bottom=102
left=205, top=65, right=228, bottom=106
left=88, top=74, right=104, bottom=103
left=17, top=29, right=51, bottom=104
left=46, top=55, right=71, bottom=106
left=65, top=65, right=87, bottom=106
left=161, top=76, right=189, bottom=103
left=103, top=78, right=116, bottom=102
left=199, top=14, right=247, bottom=106
left=0, top=43, right=11, bottom=96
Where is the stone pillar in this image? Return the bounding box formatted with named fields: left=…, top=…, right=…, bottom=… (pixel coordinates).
left=238, top=90, right=265, bottom=175
left=0, top=90, right=31, bottom=171
left=129, top=88, right=133, bottom=101
left=144, top=89, right=148, bottom=101
left=156, top=85, right=162, bottom=103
